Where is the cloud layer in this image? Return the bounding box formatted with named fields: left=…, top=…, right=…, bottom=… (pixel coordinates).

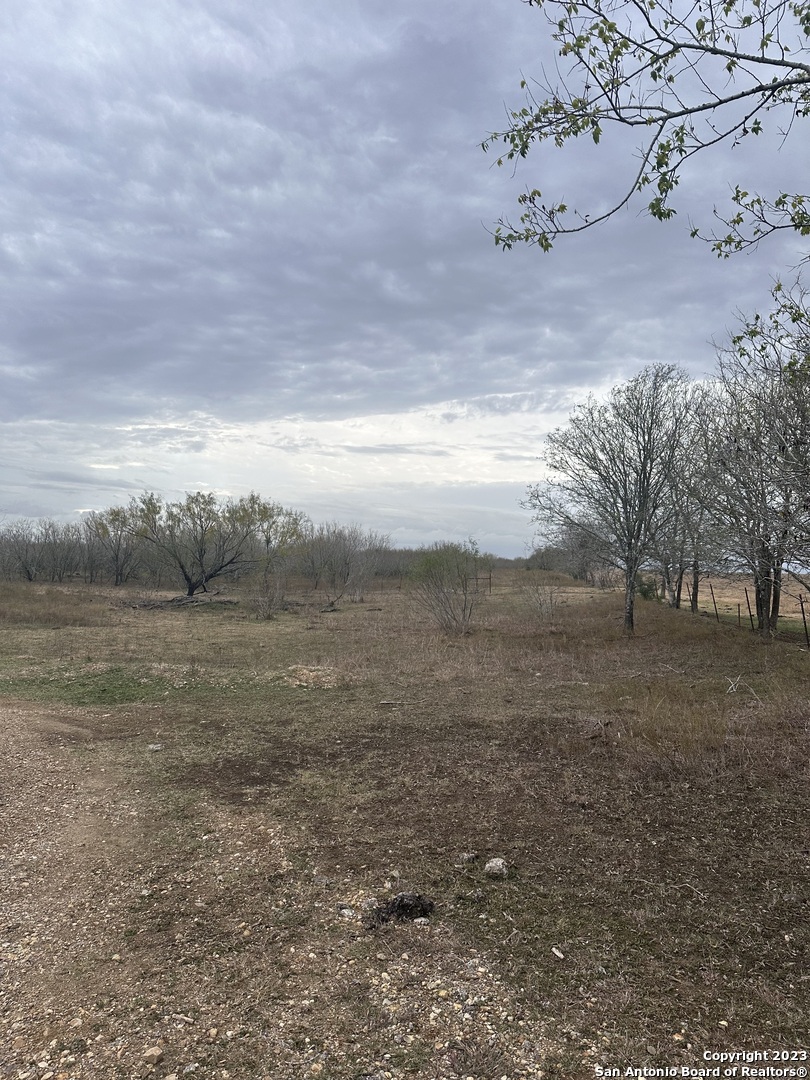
left=2, top=0, right=807, bottom=553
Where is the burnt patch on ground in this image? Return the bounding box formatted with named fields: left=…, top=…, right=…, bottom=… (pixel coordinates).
left=172, top=753, right=302, bottom=803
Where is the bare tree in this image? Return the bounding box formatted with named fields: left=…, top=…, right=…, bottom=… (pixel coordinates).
left=1, top=519, right=44, bottom=581
left=84, top=507, right=141, bottom=586
left=38, top=520, right=84, bottom=583
left=299, top=521, right=390, bottom=606
left=527, top=364, right=691, bottom=633
left=649, top=382, right=723, bottom=611
left=700, top=285, right=810, bottom=635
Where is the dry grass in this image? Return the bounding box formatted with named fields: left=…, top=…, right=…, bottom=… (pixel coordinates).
left=0, top=581, right=115, bottom=627
left=1, top=574, right=808, bottom=1079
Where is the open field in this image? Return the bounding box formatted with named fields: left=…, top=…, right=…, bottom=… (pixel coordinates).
left=690, top=576, right=810, bottom=634
left=1, top=574, right=808, bottom=1080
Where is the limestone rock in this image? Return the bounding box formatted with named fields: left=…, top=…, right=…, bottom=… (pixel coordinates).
left=484, top=857, right=508, bottom=878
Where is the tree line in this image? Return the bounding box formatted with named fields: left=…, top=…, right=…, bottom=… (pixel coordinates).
left=0, top=494, right=509, bottom=623
left=0, top=493, right=400, bottom=605
left=528, top=284, right=810, bottom=636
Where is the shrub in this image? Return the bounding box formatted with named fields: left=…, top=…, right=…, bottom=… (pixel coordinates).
left=409, top=540, right=482, bottom=634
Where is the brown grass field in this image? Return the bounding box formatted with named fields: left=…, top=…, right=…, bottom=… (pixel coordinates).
left=0, top=573, right=807, bottom=1080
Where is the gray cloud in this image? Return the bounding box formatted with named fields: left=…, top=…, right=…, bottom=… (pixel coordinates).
left=1, top=0, right=807, bottom=550
left=339, top=443, right=452, bottom=457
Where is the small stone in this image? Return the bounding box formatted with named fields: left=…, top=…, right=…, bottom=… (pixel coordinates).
left=147, top=743, right=164, bottom=752
left=484, top=858, right=508, bottom=878
left=457, top=852, right=478, bottom=864
left=68, top=1018, right=83, bottom=1029
left=143, top=1046, right=164, bottom=1065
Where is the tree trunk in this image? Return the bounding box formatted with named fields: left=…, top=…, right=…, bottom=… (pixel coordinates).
left=754, top=548, right=774, bottom=637
left=769, top=565, right=783, bottom=635
left=662, top=561, right=676, bottom=607
left=690, top=561, right=700, bottom=614
left=624, top=571, right=636, bottom=634
left=675, top=568, right=684, bottom=609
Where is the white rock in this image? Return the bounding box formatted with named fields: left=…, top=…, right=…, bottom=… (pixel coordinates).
left=484, top=858, right=508, bottom=878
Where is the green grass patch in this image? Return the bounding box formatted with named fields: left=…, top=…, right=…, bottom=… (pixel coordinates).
left=0, top=660, right=183, bottom=704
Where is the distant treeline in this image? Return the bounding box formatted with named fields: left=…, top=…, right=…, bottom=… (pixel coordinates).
left=0, top=492, right=520, bottom=602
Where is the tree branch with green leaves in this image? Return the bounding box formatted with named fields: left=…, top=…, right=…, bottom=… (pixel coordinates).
left=483, top=0, right=810, bottom=255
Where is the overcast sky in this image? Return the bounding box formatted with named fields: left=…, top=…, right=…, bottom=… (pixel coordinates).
left=2, top=0, right=807, bottom=555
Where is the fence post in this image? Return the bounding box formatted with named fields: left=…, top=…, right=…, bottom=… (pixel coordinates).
left=744, top=588, right=755, bottom=632
left=709, top=583, right=720, bottom=623
left=800, top=594, right=810, bottom=648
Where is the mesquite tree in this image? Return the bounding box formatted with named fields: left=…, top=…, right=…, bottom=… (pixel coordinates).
left=409, top=540, right=483, bottom=634
left=130, top=491, right=270, bottom=596
left=249, top=503, right=310, bottom=618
